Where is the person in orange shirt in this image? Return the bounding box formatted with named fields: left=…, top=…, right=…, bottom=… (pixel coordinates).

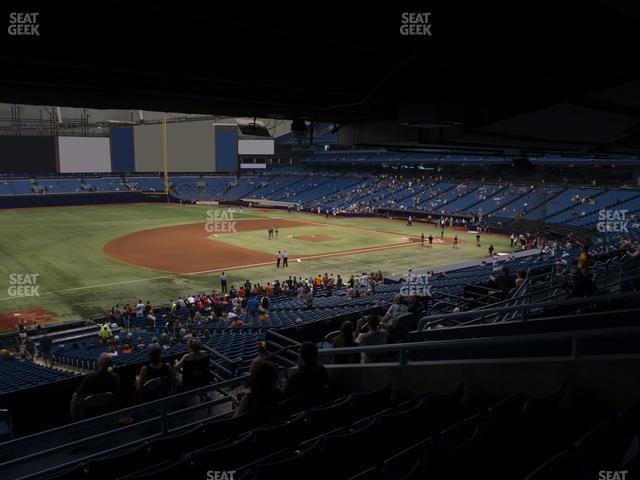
left=265, top=283, right=273, bottom=296
left=237, top=287, right=245, bottom=298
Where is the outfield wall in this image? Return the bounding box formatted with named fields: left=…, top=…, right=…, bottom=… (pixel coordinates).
left=132, top=121, right=242, bottom=173
left=0, top=191, right=170, bottom=209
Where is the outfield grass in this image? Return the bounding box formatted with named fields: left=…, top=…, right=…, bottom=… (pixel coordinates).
left=0, top=204, right=513, bottom=326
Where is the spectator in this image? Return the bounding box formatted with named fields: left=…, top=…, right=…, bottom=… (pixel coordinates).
left=70, top=353, right=120, bottom=421
left=284, top=341, right=330, bottom=401
left=174, top=339, right=208, bottom=376
left=23, top=337, right=36, bottom=362
left=111, top=304, right=122, bottom=325
left=332, top=321, right=358, bottom=364
left=39, top=332, right=53, bottom=367
left=250, top=341, right=268, bottom=373
left=247, top=296, right=260, bottom=323
left=146, top=310, right=156, bottom=330
left=578, top=244, right=593, bottom=276
left=383, top=294, right=408, bottom=328
left=496, top=266, right=516, bottom=295
left=515, top=270, right=526, bottom=288
left=235, top=360, right=282, bottom=417
left=355, top=314, right=388, bottom=364
left=135, top=347, right=176, bottom=394
left=135, top=299, right=145, bottom=323
left=304, top=287, right=314, bottom=310
left=407, top=295, right=425, bottom=315
left=227, top=313, right=245, bottom=329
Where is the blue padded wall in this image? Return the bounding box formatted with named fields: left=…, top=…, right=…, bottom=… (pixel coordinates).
left=110, top=127, right=135, bottom=172
left=214, top=126, right=238, bottom=173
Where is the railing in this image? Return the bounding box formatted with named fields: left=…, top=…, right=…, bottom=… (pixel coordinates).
left=427, top=263, right=559, bottom=319
left=591, top=255, right=640, bottom=293
left=317, top=324, right=640, bottom=366
left=201, top=344, right=241, bottom=380
left=265, top=329, right=301, bottom=369
left=419, top=291, right=639, bottom=331
left=0, top=374, right=250, bottom=480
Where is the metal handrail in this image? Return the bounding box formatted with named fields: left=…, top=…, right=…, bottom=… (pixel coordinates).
left=264, top=331, right=301, bottom=367
left=0, top=374, right=249, bottom=474
left=317, top=324, right=640, bottom=364
left=420, top=291, right=640, bottom=331
left=201, top=343, right=240, bottom=378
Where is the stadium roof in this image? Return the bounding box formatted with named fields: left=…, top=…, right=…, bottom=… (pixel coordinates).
left=1, top=1, right=640, bottom=155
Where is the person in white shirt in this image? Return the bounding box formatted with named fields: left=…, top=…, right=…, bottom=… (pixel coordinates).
left=135, top=300, right=145, bottom=320
left=355, top=314, right=388, bottom=364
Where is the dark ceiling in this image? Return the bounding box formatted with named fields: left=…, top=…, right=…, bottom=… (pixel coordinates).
left=1, top=1, right=640, bottom=155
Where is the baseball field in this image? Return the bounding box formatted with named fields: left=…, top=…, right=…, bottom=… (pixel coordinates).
left=0, top=203, right=513, bottom=329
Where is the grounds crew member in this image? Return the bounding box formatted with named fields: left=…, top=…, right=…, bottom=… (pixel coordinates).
left=99, top=322, right=113, bottom=344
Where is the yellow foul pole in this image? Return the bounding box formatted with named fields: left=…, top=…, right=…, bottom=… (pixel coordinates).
left=162, top=116, right=169, bottom=203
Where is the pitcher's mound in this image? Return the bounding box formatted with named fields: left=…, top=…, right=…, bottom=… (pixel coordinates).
left=296, top=234, right=337, bottom=242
